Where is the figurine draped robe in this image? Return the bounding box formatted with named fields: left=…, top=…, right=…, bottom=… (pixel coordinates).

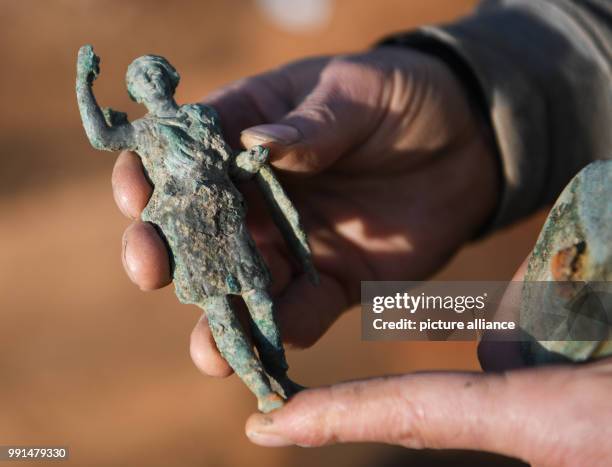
left=135, top=104, right=271, bottom=300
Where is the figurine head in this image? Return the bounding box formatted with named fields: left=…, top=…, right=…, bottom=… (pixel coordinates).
left=126, top=55, right=180, bottom=109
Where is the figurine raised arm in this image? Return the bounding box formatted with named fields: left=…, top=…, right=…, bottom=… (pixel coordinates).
left=76, top=45, right=318, bottom=413
left=76, top=46, right=135, bottom=151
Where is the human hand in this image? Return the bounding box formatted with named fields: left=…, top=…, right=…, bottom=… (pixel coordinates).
left=243, top=359, right=612, bottom=467
left=76, top=45, right=100, bottom=85
left=244, top=258, right=612, bottom=467
left=111, top=47, right=499, bottom=376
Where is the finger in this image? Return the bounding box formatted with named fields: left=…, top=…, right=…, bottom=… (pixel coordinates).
left=245, top=370, right=544, bottom=463
left=202, top=57, right=328, bottom=148
left=122, top=221, right=171, bottom=290
left=478, top=256, right=530, bottom=371
left=241, top=56, right=386, bottom=174
left=275, top=273, right=348, bottom=349
left=189, top=298, right=259, bottom=378
left=257, top=243, right=293, bottom=297
left=112, top=151, right=152, bottom=219
left=190, top=314, right=233, bottom=378
left=264, top=216, right=366, bottom=348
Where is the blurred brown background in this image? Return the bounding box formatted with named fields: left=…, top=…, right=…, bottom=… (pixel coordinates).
left=0, top=1, right=543, bottom=466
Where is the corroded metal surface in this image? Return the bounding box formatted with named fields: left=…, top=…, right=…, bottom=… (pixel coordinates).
left=521, top=160, right=612, bottom=364
left=76, top=45, right=316, bottom=412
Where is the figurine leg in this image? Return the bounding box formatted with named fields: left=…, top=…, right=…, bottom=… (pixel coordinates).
left=202, top=295, right=284, bottom=413
left=242, top=289, right=302, bottom=397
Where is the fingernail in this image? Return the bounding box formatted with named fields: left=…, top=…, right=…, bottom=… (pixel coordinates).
left=246, top=414, right=293, bottom=447
left=242, top=124, right=301, bottom=145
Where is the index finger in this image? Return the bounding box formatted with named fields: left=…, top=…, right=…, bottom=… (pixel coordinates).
left=201, top=57, right=328, bottom=148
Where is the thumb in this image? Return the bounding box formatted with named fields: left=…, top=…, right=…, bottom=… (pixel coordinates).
left=240, top=58, right=386, bottom=174
left=244, top=370, right=557, bottom=463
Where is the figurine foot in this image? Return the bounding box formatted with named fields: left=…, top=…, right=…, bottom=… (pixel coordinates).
left=268, top=373, right=305, bottom=399
left=258, top=392, right=285, bottom=413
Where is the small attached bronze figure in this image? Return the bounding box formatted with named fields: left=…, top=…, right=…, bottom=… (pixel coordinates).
left=76, top=45, right=318, bottom=413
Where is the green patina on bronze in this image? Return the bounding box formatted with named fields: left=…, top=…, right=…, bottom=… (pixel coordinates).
left=521, top=160, right=612, bottom=365
left=76, top=45, right=317, bottom=412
